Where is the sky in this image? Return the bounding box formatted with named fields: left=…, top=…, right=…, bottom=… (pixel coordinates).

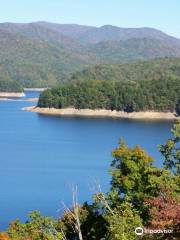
left=0, top=0, right=180, bottom=38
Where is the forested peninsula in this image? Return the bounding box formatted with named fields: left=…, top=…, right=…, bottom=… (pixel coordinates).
left=37, top=78, right=180, bottom=116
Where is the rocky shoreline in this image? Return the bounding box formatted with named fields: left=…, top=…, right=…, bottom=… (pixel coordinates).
left=0, top=92, right=25, bottom=98
left=22, top=106, right=180, bottom=120
left=0, top=98, right=38, bottom=102
left=24, top=88, right=47, bottom=92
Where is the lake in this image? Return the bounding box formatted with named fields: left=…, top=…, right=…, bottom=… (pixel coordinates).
left=0, top=91, right=173, bottom=229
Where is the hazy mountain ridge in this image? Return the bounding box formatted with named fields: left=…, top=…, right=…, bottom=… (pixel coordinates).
left=35, top=21, right=96, bottom=39
left=0, top=21, right=180, bottom=89
left=25, top=22, right=180, bottom=46
left=74, top=25, right=180, bottom=45
left=0, top=22, right=83, bottom=50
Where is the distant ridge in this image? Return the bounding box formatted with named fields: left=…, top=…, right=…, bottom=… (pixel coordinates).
left=0, top=21, right=180, bottom=89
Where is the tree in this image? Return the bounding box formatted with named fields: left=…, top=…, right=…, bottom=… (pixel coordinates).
left=0, top=233, right=9, bottom=240
left=109, top=139, right=178, bottom=221
left=8, top=211, right=62, bottom=240
left=59, top=202, right=107, bottom=240
left=93, top=189, right=142, bottom=240
left=175, top=99, right=180, bottom=116
left=159, top=121, right=180, bottom=174
left=37, top=77, right=180, bottom=113
left=145, top=189, right=180, bottom=239
left=105, top=201, right=142, bottom=240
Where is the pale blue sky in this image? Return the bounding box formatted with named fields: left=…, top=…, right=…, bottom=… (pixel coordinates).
left=0, top=0, right=179, bottom=38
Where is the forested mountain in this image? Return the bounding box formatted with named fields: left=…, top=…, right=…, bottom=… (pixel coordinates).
left=35, top=21, right=95, bottom=39
left=71, top=58, right=180, bottom=82
left=0, top=27, right=97, bottom=88
left=27, top=23, right=180, bottom=46
left=87, top=39, right=180, bottom=63
left=0, top=22, right=83, bottom=50
left=74, top=25, right=180, bottom=45
left=0, top=22, right=180, bottom=90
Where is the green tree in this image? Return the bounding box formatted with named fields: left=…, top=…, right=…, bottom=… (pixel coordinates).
left=105, top=201, right=142, bottom=240
left=8, top=211, right=62, bottom=240
left=176, top=99, right=180, bottom=116
left=109, top=140, right=178, bottom=221
left=159, top=121, right=180, bottom=174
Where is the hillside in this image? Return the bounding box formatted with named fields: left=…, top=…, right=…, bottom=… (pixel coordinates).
left=71, top=58, right=180, bottom=82
left=0, top=22, right=83, bottom=51
left=75, top=25, right=180, bottom=45
left=35, top=21, right=96, bottom=39
left=0, top=22, right=180, bottom=89
left=0, top=69, right=23, bottom=92
left=0, top=28, right=97, bottom=89
left=87, top=39, right=180, bottom=63
left=33, top=23, right=180, bottom=46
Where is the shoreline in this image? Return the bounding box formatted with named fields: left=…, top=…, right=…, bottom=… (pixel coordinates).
left=0, top=92, right=25, bottom=98
left=22, top=106, right=180, bottom=120
left=24, top=88, right=47, bottom=92
left=0, top=98, right=38, bottom=102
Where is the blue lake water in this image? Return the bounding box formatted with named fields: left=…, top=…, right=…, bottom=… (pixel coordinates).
left=0, top=91, right=173, bottom=229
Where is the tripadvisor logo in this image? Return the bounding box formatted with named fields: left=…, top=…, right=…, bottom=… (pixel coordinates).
left=135, top=227, right=143, bottom=236
left=135, top=227, right=174, bottom=236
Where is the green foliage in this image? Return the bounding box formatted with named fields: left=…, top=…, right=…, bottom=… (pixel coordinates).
left=159, top=121, right=180, bottom=174
left=58, top=202, right=107, bottom=240
left=109, top=140, right=178, bottom=219
left=0, top=79, right=23, bottom=92
left=7, top=211, right=62, bottom=240
left=176, top=99, right=180, bottom=116
left=38, top=77, right=180, bottom=114
left=72, top=58, right=180, bottom=83
left=1, top=22, right=180, bottom=90
left=105, top=202, right=142, bottom=240
left=0, top=68, right=23, bottom=92
left=0, top=28, right=96, bottom=89
left=87, top=39, right=180, bottom=63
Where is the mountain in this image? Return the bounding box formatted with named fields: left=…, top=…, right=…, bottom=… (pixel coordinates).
left=0, top=27, right=98, bottom=88
left=30, top=23, right=180, bottom=46
left=75, top=25, right=180, bottom=46
left=0, top=22, right=83, bottom=50
left=0, top=22, right=180, bottom=89
left=87, top=38, right=180, bottom=63
left=35, top=21, right=96, bottom=39
left=71, top=58, right=180, bottom=82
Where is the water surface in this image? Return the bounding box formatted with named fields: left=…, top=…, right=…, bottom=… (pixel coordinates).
left=0, top=92, right=173, bottom=229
